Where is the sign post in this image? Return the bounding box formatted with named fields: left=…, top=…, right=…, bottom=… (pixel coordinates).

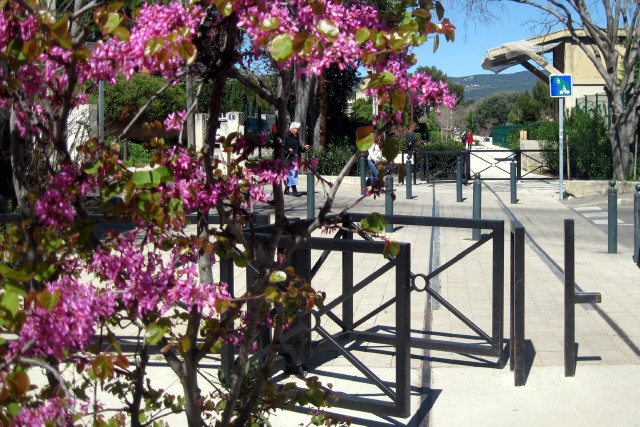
left=550, top=74, right=573, bottom=200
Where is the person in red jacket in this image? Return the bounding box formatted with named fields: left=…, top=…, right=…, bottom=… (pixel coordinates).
left=466, top=131, right=474, bottom=150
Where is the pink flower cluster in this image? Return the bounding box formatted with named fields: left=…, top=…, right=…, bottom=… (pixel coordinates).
left=12, top=397, right=76, bottom=427
left=12, top=276, right=115, bottom=359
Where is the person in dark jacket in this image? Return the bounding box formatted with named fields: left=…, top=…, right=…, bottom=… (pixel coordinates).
left=284, top=122, right=309, bottom=197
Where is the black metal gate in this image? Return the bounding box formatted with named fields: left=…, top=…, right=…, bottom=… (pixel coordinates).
left=222, top=213, right=506, bottom=417
left=415, top=149, right=555, bottom=182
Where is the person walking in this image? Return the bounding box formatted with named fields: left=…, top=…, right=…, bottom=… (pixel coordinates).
left=367, top=136, right=384, bottom=186
left=284, top=122, right=308, bottom=197
left=466, top=131, right=474, bottom=150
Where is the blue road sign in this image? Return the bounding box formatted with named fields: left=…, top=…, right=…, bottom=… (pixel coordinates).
left=549, top=74, right=573, bottom=97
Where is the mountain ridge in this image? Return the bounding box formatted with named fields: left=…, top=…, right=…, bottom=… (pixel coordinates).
left=450, top=71, right=539, bottom=101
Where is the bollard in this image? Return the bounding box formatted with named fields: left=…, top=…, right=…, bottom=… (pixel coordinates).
left=472, top=173, right=481, bottom=241
left=306, top=171, right=315, bottom=219
left=608, top=180, right=617, bottom=254
left=360, top=155, right=367, bottom=195
left=385, top=174, right=393, bottom=233
left=405, top=159, right=412, bottom=199
left=456, top=155, right=463, bottom=202
left=510, top=161, right=518, bottom=204
left=634, top=184, right=640, bottom=264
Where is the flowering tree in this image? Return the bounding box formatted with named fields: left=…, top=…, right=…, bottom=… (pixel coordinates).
left=0, top=0, right=455, bottom=425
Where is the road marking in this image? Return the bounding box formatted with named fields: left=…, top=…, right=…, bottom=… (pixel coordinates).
left=593, top=219, right=624, bottom=225
left=574, top=206, right=601, bottom=211
left=583, top=212, right=608, bottom=218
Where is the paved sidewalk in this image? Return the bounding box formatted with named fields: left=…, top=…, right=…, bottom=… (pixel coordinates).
left=264, top=149, right=640, bottom=426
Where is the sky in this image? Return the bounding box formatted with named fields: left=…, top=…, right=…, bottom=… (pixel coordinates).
left=413, top=2, right=551, bottom=78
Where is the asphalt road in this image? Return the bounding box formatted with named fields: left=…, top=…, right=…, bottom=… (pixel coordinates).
left=563, top=193, right=637, bottom=252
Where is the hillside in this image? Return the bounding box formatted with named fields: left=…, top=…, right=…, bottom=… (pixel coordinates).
left=450, top=71, right=539, bottom=100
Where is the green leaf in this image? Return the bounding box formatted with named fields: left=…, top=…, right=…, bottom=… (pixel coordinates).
left=103, top=12, right=123, bottom=34
left=178, top=40, right=196, bottom=65
left=6, top=402, right=20, bottom=417
left=317, top=19, right=338, bottom=41
left=106, top=1, right=124, bottom=12
left=7, top=371, right=30, bottom=397
left=383, top=240, right=400, bottom=259
left=178, top=336, right=191, bottom=353
left=270, top=34, right=293, bottom=61
left=84, top=160, right=102, bottom=175
left=89, top=355, right=114, bottom=380
left=1, top=290, right=20, bottom=316
left=111, top=26, right=130, bottom=41
left=0, top=264, right=32, bottom=282
left=433, top=33, right=440, bottom=53
left=265, top=286, right=279, bottom=301
left=381, top=136, right=400, bottom=162
left=391, top=91, right=407, bottom=111
left=361, top=72, right=395, bottom=90
left=259, top=17, right=281, bottom=30
left=435, top=0, right=445, bottom=20
left=36, top=289, right=61, bottom=312
left=355, top=28, right=370, bottom=44
left=360, top=212, right=387, bottom=234
left=144, top=38, right=163, bottom=57
left=269, top=271, right=287, bottom=283
left=355, top=126, right=375, bottom=152
left=413, top=8, right=431, bottom=19
left=130, top=166, right=173, bottom=189
left=145, top=323, right=168, bottom=345
left=50, top=16, right=72, bottom=50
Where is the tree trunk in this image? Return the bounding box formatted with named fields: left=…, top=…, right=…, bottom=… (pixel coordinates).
left=608, top=89, right=637, bottom=179
left=294, top=72, right=316, bottom=147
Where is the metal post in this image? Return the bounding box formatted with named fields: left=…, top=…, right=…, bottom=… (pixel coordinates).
left=510, top=161, right=518, bottom=204
left=306, top=171, right=315, bottom=219
left=360, top=155, right=366, bottom=195
left=564, top=219, right=576, bottom=377
left=559, top=97, right=565, bottom=200
left=405, top=159, right=412, bottom=199
left=456, top=155, right=463, bottom=202
left=385, top=174, right=393, bottom=233
left=634, top=184, right=640, bottom=264
left=510, top=221, right=526, bottom=386
left=608, top=180, right=617, bottom=254
left=472, top=174, right=481, bottom=241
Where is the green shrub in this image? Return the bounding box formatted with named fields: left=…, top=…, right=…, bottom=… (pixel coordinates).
left=312, top=142, right=357, bottom=176
left=121, top=141, right=152, bottom=167
left=565, top=109, right=611, bottom=179
left=507, top=131, right=520, bottom=150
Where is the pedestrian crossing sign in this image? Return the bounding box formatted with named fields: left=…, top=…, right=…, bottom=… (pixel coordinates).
left=549, top=74, right=573, bottom=97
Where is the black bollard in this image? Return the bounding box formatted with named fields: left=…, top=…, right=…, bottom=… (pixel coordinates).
left=306, top=171, right=315, bottom=219
left=608, top=180, right=617, bottom=254
left=510, top=161, right=518, bottom=204
left=360, top=155, right=367, bottom=195
left=635, top=184, right=640, bottom=264
left=385, top=174, right=393, bottom=233
left=472, top=173, right=481, bottom=241
left=405, top=159, right=412, bottom=199
left=456, top=155, right=463, bottom=202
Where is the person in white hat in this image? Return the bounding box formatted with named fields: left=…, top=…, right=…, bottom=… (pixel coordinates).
left=284, top=122, right=308, bottom=196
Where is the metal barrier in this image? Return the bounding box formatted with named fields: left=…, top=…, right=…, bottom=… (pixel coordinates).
left=468, top=149, right=555, bottom=181
left=510, top=220, right=526, bottom=386
left=564, top=219, right=602, bottom=377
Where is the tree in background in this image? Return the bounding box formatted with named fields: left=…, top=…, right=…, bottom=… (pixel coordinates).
left=465, top=0, right=639, bottom=179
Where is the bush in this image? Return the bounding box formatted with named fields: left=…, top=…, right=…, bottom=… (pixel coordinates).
left=529, top=110, right=612, bottom=178
left=312, top=139, right=358, bottom=176
left=565, top=109, right=611, bottom=179
left=121, top=141, right=152, bottom=167
left=507, top=131, right=520, bottom=150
